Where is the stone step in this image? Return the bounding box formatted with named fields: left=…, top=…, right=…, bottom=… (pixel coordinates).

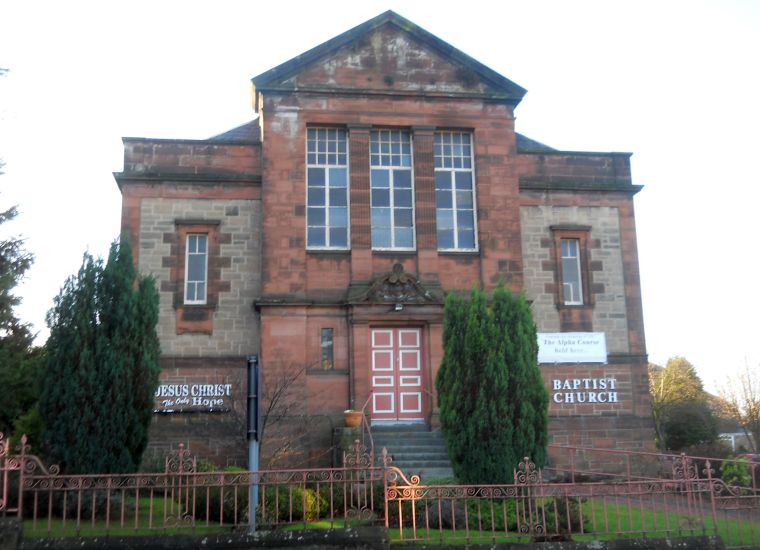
left=415, top=468, right=456, bottom=481
left=382, top=444, right=447, bottom=453
left=389, top=450, right=449, bottom=460
left=393, top=459, right=452, bottom=468
left=373, top=425, right=440, bottom=432
left=390, top=464, right=456, bottom=481
left=374, top=433, right=446, bottom=443
left=371, top=423, right=429, bottom=430
left=378, top=449, right=447, bottom=459
left=375, top=436, right=445, bottom=445
left=377, top=444, right=446, bottom=453
left=374, top=437, right=445, bottom=442
left=369, top=425, right=455, bottom=482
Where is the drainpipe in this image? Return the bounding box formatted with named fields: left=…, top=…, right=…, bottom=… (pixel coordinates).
left=347, top=306, right=355, bottom=410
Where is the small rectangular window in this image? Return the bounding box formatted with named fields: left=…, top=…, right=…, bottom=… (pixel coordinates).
left=307, top=128, right=349, bottom=249
left=434, top=131, right=477, bottom=250
left=561, top=238, right=583, bottom=305
left=320, top=328, right=334, bottom=369
left=370, top=130, right=415, bottom=250
left=185, top=234, right=208, bottom=304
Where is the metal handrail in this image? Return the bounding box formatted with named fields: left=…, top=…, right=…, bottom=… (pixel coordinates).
left=421, top=387, right=436, bottom=427
left=359, top=392, right=374, bottom=458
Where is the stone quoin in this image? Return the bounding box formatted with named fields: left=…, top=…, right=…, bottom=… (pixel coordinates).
left=114, top=11, right=654, bottom=467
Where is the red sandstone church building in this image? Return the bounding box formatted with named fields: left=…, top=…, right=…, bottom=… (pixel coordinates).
left=115, top=11, right=654, bottom=467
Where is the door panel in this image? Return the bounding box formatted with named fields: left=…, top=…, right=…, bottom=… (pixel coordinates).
left=370, top=327, right=424, bottom=422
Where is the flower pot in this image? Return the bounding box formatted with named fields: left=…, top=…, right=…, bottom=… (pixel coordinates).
left=344, top=410, right=363, bottom=428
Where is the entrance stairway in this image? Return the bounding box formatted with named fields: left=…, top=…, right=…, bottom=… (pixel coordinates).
left=371, top=424, right=455, bottom=481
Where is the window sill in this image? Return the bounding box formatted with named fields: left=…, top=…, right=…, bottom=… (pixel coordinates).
left=438, top=250, right=479, bottom=256
left=372, top=249, right=417, bottom=256
left=175, top=305, right=215, bottom=335
left=306, top=368, right=349, bottom=376
left=307, top=249, right=351, bottom=255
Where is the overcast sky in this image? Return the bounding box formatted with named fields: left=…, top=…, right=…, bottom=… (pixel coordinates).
left=1, top=0, right=758, bottom=392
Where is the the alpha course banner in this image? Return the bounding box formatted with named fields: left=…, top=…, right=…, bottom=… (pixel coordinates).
left=537, top=332, right=607, bottom=363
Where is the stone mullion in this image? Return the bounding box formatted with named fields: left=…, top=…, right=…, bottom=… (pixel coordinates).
left=348, top=124, right=373, bottom=282
left=348, top=124, right=371, bottom=249
left=413, top=126, right=436, bottom=250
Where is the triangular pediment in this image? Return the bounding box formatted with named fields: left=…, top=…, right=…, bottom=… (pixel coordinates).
left=252, top=11, right=526, bottom=105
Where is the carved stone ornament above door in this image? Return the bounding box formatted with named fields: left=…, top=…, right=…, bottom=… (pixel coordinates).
left=348, top=263, right=444, bottom=304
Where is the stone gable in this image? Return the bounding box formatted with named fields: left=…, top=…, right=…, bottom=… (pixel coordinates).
left=289, top=25, right=497, bottom=96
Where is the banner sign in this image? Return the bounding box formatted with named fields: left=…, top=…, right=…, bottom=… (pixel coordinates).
left=154, top=383, right=233, bottom=413
left=537, top=332, right=607, bottom=363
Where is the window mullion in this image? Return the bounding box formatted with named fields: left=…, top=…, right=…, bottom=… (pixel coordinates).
left=388, top=170, right=396, bottom=248
left=452, top=170, right=459, bottom=250
left=325, top=170, right=331, bottom=246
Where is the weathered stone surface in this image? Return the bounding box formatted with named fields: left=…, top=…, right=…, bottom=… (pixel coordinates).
left=20, top=527, right=388, bottom=550
left=0, top=518, right=21, bottom=550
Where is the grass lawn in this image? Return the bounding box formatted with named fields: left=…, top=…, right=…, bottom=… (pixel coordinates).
left=577, top=498, right=760, bottom=548
left=21, top=495, right=760, bottom=548
left=386, top=498, right=760, bottom=547
left=22, top=496, right=233, bottom=538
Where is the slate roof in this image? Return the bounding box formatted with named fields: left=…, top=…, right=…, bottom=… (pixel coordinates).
left=251, top=10, right=527, bottom=105
left=209, top=119, right=260, bottom=142
left=516, top=133, right=556, bottom=153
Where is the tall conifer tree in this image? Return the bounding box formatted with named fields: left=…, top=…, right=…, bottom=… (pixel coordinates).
left=437, top=288, right=512, bottom=483
left=437, top=285, right=548, bottom=483
left=0, top=191, right=39, bottom=435
left=40, top=239, right=160, bottom=473
left=436, top=292, right=465, bottom=462
left=492, top=285, right=549, bottom=469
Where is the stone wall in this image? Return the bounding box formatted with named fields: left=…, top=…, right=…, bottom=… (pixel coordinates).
left=122, top=138, right=261, bottom=176
left=138, top=197, right=261, bottom=357
left=520, top=204, right=629, bottom=352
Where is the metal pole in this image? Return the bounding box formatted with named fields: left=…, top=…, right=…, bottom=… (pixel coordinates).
left=247, top=355, right=260, bottom=533
left=249, top=440, right=259, bottom=532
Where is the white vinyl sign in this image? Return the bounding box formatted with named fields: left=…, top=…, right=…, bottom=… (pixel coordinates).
left=537, top=332, right=607, bottom=363
left=154, top=383, right=233, bottom=413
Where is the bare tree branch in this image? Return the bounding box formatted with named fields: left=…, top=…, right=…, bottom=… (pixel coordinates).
left=718, top=362, right=760, bottom=452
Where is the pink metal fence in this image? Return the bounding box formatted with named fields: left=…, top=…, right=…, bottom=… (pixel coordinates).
left=1, top=434, right=385, bottom=537
left=546, top=444, right=760, bottom=489
left=386, top=455, right=760, bottom=546
left=2, top=431, right=759, bottom=547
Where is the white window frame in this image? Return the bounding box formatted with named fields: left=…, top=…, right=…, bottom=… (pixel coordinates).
left=434, top=131, right=478, bottom=251
left=370, top=129, right=416, bottom=251
left=306, top=127, right=350, bottom=250
left=561, top=238, right=583, bottom=305
left=184, top=234, right=208, bottom=305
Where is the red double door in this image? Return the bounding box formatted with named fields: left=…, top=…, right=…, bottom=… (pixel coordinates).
left=370, top=328, right=425, bottom=423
